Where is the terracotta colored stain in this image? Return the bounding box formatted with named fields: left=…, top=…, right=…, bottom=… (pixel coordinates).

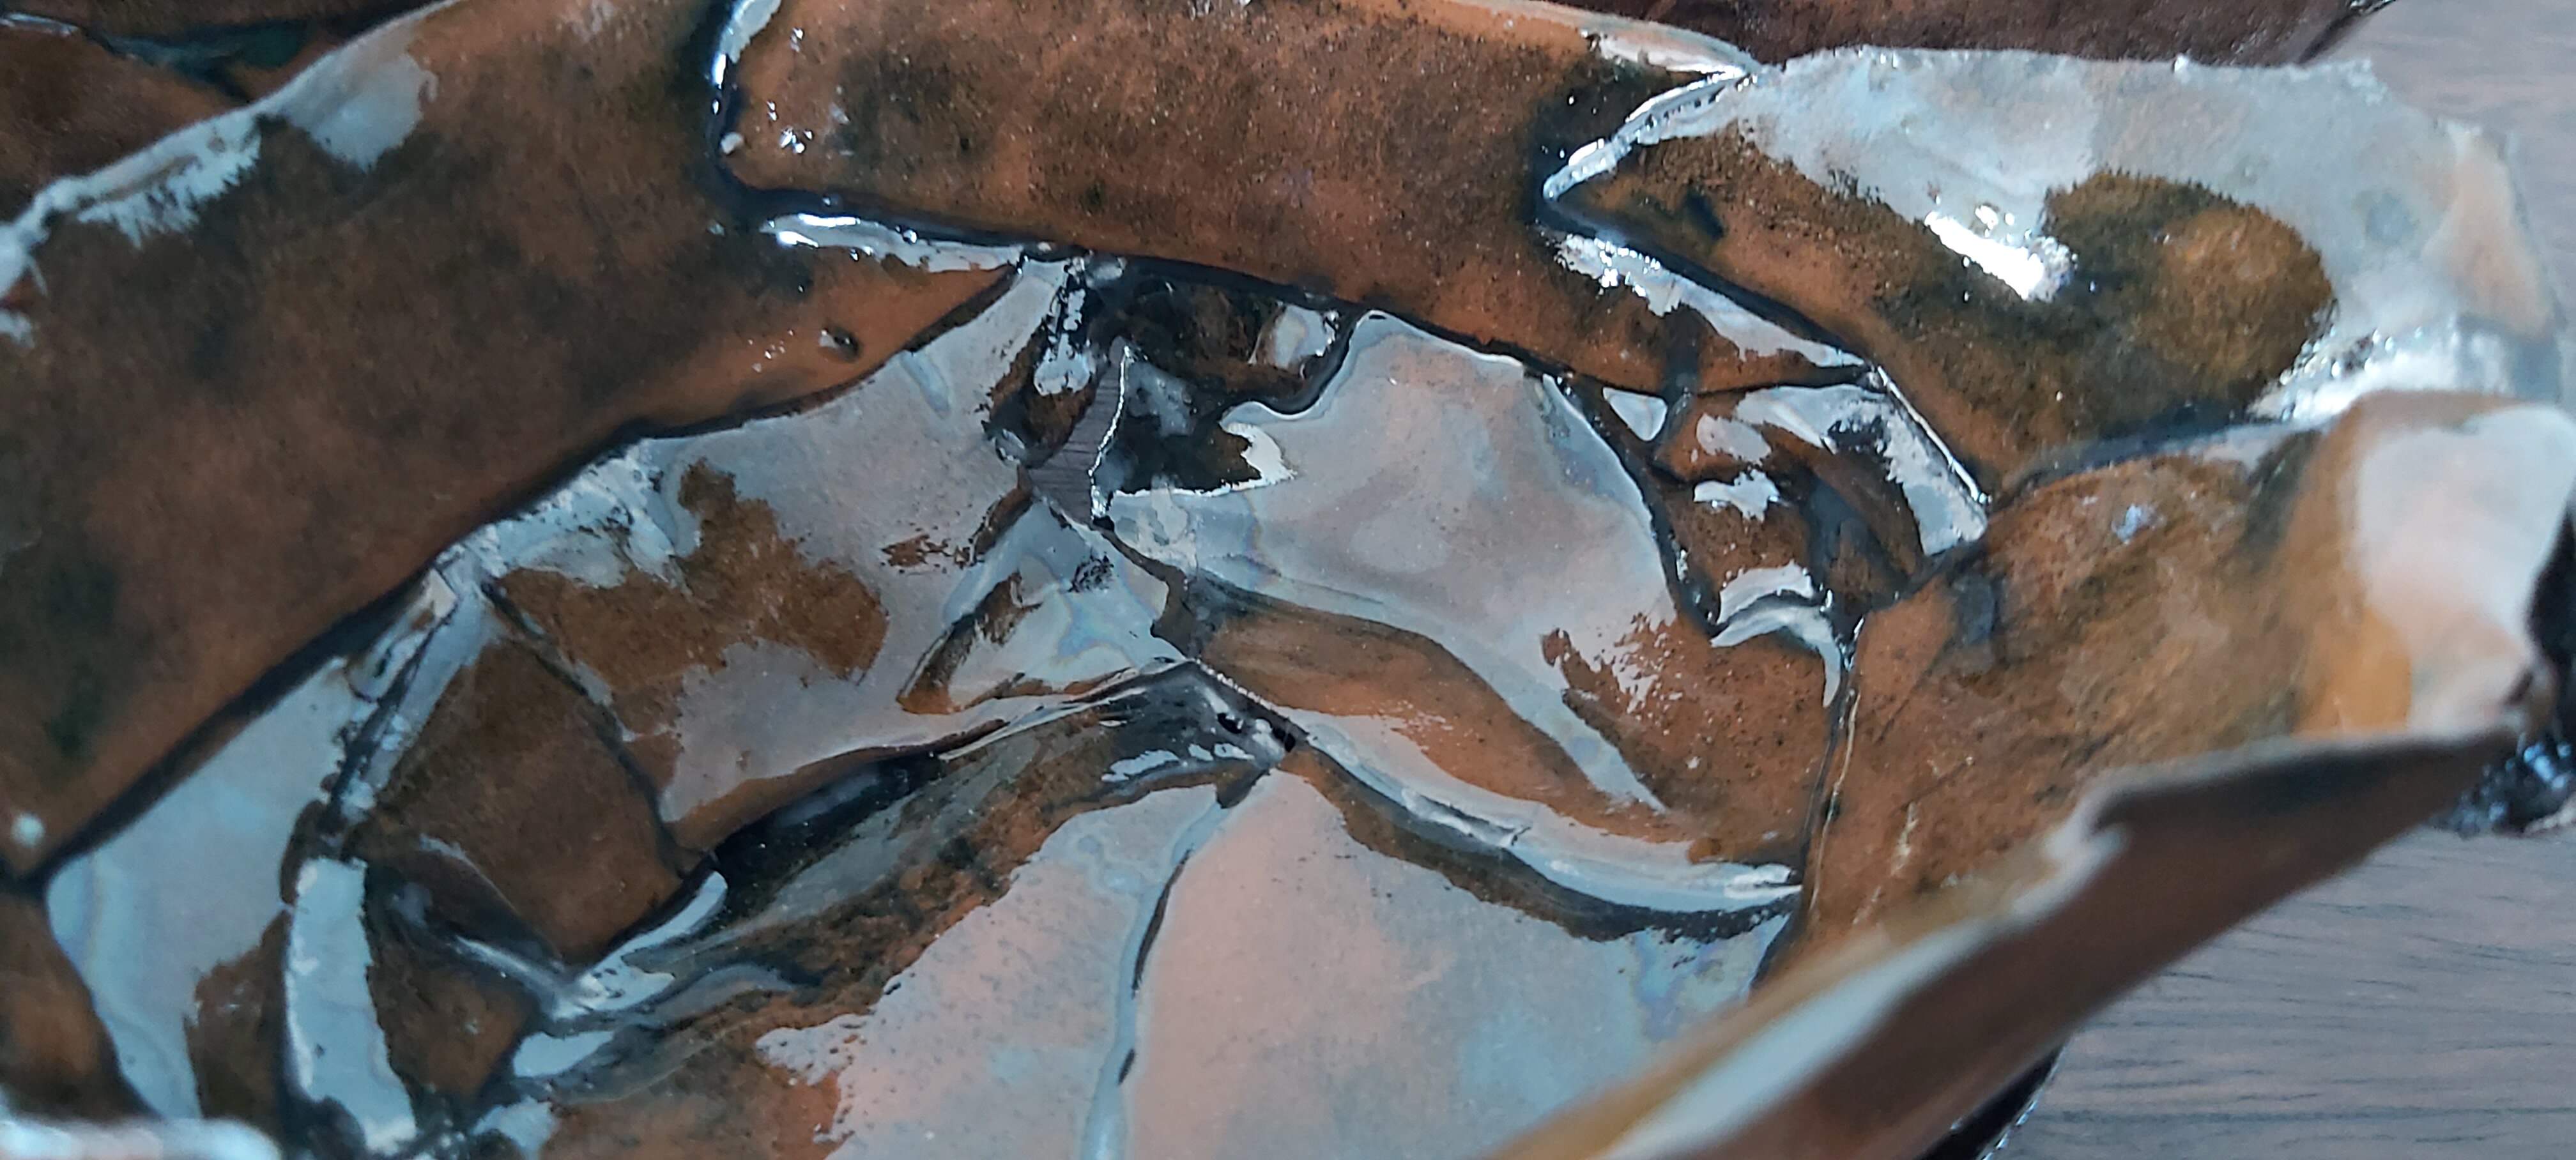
left=1201, top=593, right=1683, bottom=846
left=353, top=636, right=686, bottom=962
left=497, top=464, right=897, bottom=839
left=507, top=464, right=891, bottom=717
left=1545, top=620, right=1827, bottom=866
left=366, top=912, right=533, bottom=1101
left=1566, top=133, right=2333, bottom=487
left=0, top=891, right=137, bottom=1120
left=726, top=0, right=1824, bottom=397
left=1799, top=451, right=2306, bottom=954
left=183, top=917, right=286, bottom=1134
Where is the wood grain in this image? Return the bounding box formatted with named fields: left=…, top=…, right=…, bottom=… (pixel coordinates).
left=2014, top=833, right=2576, bottom=1156
left=2015, top=2, right=2576, bottom=1153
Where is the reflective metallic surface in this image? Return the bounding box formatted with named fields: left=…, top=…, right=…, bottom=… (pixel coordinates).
left=1, top=1, right=2570, bottom=1158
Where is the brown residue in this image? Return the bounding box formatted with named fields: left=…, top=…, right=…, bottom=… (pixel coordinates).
left=0, top=22, right=231, bottom=217
left=0, top=890, right=139, bottom=1119
left=1546, top=618, right=1828, bottom=867
left=8, top=0, right=404, bottom=38
left=500, top=463, right=890, bottom=766
left=366, top=909, right=533, bottom=1099
left=535, top=705, right=1268, bottom=1159
left=353, top=635, right=686, bottom=962
left=1797, top=452, right=2303, bottom=958
left=879, top=532, right=970, bottom=571
left=2047, top=175, right=2332, bottom=402
left=1203, top=594, right=1680, bottom=844
left=185, top=917, right=286, bottom=1134
left=728, top=0, right=1825, bottom=397
left=1570, top=133, right=2331, bottom=487
left=898, top=572, right=1062, bottom=717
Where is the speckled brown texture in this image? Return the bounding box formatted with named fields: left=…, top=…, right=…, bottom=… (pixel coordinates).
left=2048, top=176, right=2334, bottom=407
left=1563, top=0, right=2369, bottom=64
left=184, top=916, right=286, bottom=1134
left=0, top=0, right=1002, bottom=876
left=1566, top=135, right=2333, bottom=487
left=726, top=0, right=1827, bottom=397
left=365, top=904, right=532, bottom=1104
left=1799, top=448, right=2308, bottom=949
left=1199, top=569, right=1827, bottom=869
left=352, top=635, right=686, bottom=961
left=500, top=464, right=891, bottom=787
left=1547, top=620, right=1827, bottom=864
left=0, top=889, right=137, bottom=1119
left=0, top=0, right=2545, bottom=1152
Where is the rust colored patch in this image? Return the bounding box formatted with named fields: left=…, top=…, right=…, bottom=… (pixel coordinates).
left=1567, top=135, right=2331, bottom=487
left=8, top=0, right=407, bottom=38
left=1798, top=451, right=2304, bottom=955
left=1545, top=618, right=1827, bottom=867
left=898, top=572, right=1070, bottom=717
left=0, top=890, right=139, bottom=1119
left=1203, top=593, right=1678, bottom=844
left=498, top=463, right=891, bottom=783
left=352, top=635, right=686, bottom=961
left=507, top=461, right=891, bottom=696
left=365, top=904, right=533, bottom=1101
left=185, top=915, right=286, bottom=1134
left=728, top=0, right=1825, bottom=397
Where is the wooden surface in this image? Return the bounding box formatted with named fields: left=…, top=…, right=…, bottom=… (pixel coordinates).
left=2014, top=2, right=2576, bottom=1154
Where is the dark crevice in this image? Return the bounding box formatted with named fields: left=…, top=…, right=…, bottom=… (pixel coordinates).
left=1560, top=379, right=1735, bottom=640
left=2443, top=523, right=2576, bottom=835
left=9, top=0, right=429, bottom=104
left=1535, top=172, right=1873, bottom=369
left=2002, top=415, right=2300, bottom=500
left=1918, top=1049, right=2062, bottom=1160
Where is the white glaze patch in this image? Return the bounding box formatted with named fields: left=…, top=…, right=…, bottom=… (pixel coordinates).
left=284, top=859, right=417, bottom=1154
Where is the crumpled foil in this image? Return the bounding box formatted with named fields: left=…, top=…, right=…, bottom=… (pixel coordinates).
left=1, top=1, right=2568, bottom=1158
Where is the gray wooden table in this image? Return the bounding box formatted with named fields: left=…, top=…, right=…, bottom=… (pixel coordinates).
left=2013, top=3, right=2576, bottom=1153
